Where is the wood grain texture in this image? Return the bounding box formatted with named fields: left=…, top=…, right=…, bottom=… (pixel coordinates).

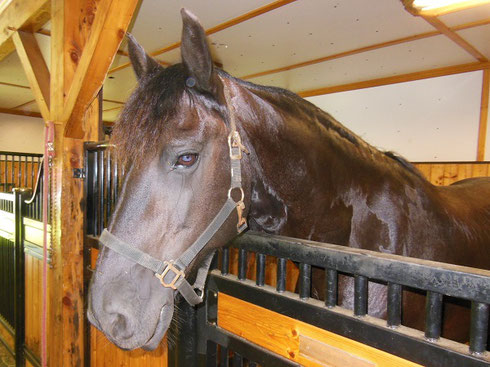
left=217, top=292, right=422, bottom=367
left=414, top=162, right=490, bottom=185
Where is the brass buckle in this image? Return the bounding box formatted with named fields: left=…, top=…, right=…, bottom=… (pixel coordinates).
left=155, top=261, right=185, bottom=290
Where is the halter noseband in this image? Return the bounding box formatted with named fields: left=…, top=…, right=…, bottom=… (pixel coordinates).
left=98, top=79, right=248, bottom=306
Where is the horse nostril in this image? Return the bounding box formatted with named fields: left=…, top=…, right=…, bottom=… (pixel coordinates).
left=111, top=313, right=134, bottom=340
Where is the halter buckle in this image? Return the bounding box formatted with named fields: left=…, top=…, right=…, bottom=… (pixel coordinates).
left=155, top=261, right=185, bottom=290
left=228, top=131, right=249, bottom=160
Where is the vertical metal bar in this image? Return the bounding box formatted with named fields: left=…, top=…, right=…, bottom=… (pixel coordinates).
left=219, top=346, right=229, bottom=367
left=248, top=361, right=258, bottom=367
left=14, top=188, right=30, bottom=367
left=107, top=149, right=113, bottom=220
left=98, top=149, right=105, bottom=235
left=237, top=248, right=247, bottom=281
left=387, top=283, right=402, bottom=328
left=469, top=302, right=489, bottom=354
left=425, top=291, right=443, bottom=340
left=23, top=156, right=27, bottom=187
left=256, top=253, right=266, bottom=287
left=354, top=275, right=368, bottom=317
left=205, top=341, right=217, bottom=367
left=221, top=248, right=229, bottom=275
left=276, top=257, right=287, bottom=293
left=325, top=268, right=337, bottom=308
left=232, top=352, right=243, bottom=367
left=299, top=263, right=311, bottom=300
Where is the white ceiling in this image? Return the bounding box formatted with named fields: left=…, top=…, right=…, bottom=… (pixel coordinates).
left=0, top=0, right=489, bottom=122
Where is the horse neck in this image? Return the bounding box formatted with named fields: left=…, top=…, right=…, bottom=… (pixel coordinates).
left=237, top=84, right=429, bottom=244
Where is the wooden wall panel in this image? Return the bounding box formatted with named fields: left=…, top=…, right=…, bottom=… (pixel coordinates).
left=25, top=253, right=42, bottom=359
left=414, top=162, right=490, bottom=185
left=0, top=161, right=40, bottom=191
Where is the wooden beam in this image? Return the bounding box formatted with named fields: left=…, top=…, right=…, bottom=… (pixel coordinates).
left=0, top=81, right=30, bottom=89
left=108, top=0, right=299, bottom=74
left=298, top=61, right=490, bottom=97
left=12, top=30, right=50, bottom=120
left=242, top=17, right=490, bottom=81
left=477, top=69, right=489, bottom=161
left=0, top=0, right=50, bottom=62
left=11, top=99, right=36, bottom=109
left=422, top=16, right=488, bottom=62
left=62, top=0, right=140, bottom=138
left=0, top=107, right=42, bottom=118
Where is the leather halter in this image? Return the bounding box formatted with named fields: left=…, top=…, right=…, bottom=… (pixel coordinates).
left=99, top=79, right=248, bottom=306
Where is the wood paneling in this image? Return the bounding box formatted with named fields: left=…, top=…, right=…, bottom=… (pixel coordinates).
left=414, top=162, right=490, bottom=185
left=25, top=254, right=42, bottom=358
left=0, top=160, right=40, bottom=192
left=218, top=292, right=422, bottom=367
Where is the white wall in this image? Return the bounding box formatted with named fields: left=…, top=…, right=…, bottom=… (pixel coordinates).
left=0, top=113, right=44, bottom=154
left=306, top=71, right=488, bottom=162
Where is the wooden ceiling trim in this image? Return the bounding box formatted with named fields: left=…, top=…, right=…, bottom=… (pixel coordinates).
left=108, top=0, right=299, bottom=74
left=11, top=98, right=36, bottom=109
left=103, top=98, right=125, bottom=104
left=242, top=17, right=490, bottom=80
left=477, top=69, right=489, bottom=161
left=298, top=61, right=490, bottom=97
left=12, top=30, right=50, bottom=120
left=102, top=105, right=122, bottom=113
left=0, top=106, right=42, bottom=118
left=422, top=16, right=488, bottom=62
left=0, top=0, right=50, bottom=62
left=0, top=81, right=30, bottom=89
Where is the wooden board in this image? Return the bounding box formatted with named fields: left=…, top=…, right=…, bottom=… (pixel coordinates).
left=25, top=254, right=42, bottom=359
left=217, top=292, right=422, bottom=367
left=414, top=162, right=490, bottom=185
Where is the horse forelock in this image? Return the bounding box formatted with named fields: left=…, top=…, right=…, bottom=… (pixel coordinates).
left=111, top=64, right=227, bottom=168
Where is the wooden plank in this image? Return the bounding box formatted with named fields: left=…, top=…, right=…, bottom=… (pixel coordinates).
left=62, top=0, right=141, bottom=138
left=49, top=0, right=64, bottom=121
left=12, top=30, right=50, bottom=120
left=422, top=16, right=487, bottom=62
left=299, top=61, right=490, bottom=97
left=0, top=0, right=50, bottom=62
left=477, top=69, right=489, bottom=161
left=0, top=107, right=42, bottom=119
left=108, top=0, right=299, bottom=74
left=217, top=292, right=422, bottom=367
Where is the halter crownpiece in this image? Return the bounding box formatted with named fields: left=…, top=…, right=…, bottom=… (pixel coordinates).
left=99, top=79, right=249, bottom=306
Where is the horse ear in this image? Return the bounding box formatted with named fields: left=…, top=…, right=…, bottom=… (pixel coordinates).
left=127, top=33, right=161, bottom=80
left=180, top=9, right=218, bottom=94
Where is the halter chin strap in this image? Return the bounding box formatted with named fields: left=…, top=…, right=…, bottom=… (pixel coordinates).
left=99, top=79, right=248, bottom=306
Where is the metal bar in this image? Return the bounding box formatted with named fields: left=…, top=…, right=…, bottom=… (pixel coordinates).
left=98, top=150, right=105, bottom=235
left=354, top=275, right=368, bottom=317
left=231, top=232, right=490, bottom=304
left=256, top=253, right=266, bottom=287
left=387, top=282, right=402, bottom=328
left=299, top=263, right=311, bottom=300
left=425, top=291, right=443, bottom=340
left=469, top=302, right=489, bottom=354
left=219, top=345, right=229, bottom=366
left=325, top=268, right=337, bottom=308
left=232, top=352, right=243, bottom=367
left=237, top=248, right=247, bottom=281
left=221, top=248, right=229, bottom=275
left=276, top=257, right=286, bottom=293
left=205, top=340, right=217, bottom=367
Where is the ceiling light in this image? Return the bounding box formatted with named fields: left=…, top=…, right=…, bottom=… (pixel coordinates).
left=403, top=0, right=490, bottom=16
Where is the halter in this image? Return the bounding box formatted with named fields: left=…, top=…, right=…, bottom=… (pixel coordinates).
left=98, top=79, right=248, bottom=306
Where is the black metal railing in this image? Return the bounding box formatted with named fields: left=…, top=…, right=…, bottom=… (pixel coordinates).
left=189, top=233, right=489, bottom=367
left=0, top=152, right=43, bottom=193
left=85, top=142, right=121, bottom=237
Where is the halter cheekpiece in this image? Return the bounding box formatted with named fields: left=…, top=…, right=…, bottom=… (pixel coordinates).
left=99, top=78, right=248, bottom=306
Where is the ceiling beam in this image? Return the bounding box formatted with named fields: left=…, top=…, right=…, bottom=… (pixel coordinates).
left=0, top=107, right=42, bottom=118
left=11, top=99, right=36, bottom=109
left=108, top=0, right=299, bottom=74
left=298, top=61, right=490, bottom=97
left=0, top=0, right=50, bottom=62
left=477, top=69, right=489, bottom=161
left=242, top=17, right=490, bottom=81
left=12, top=30, right=50, bottom=120
left=60, top=0, right=140, bottom=138
left=421, top=16, right=487, bottom=62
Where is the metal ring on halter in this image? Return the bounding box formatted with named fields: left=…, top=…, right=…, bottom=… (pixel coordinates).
left=228, top=187, right=245, bottom=203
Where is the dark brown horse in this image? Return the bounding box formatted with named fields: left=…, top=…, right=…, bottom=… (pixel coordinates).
left=87, top=9, right=490, bottom=351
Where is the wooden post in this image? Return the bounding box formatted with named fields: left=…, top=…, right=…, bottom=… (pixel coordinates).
left=477, top=69, right=489, bottom=161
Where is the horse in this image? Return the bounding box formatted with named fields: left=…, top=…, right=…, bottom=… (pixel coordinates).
left=87, top=9, right=490, bottom=351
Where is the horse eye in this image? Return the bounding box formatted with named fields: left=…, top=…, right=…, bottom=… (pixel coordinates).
left=175, top=153, right=198, bottom=168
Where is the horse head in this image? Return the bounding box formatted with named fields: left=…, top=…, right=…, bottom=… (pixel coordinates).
left=87, top=9, right=253, bottom=350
